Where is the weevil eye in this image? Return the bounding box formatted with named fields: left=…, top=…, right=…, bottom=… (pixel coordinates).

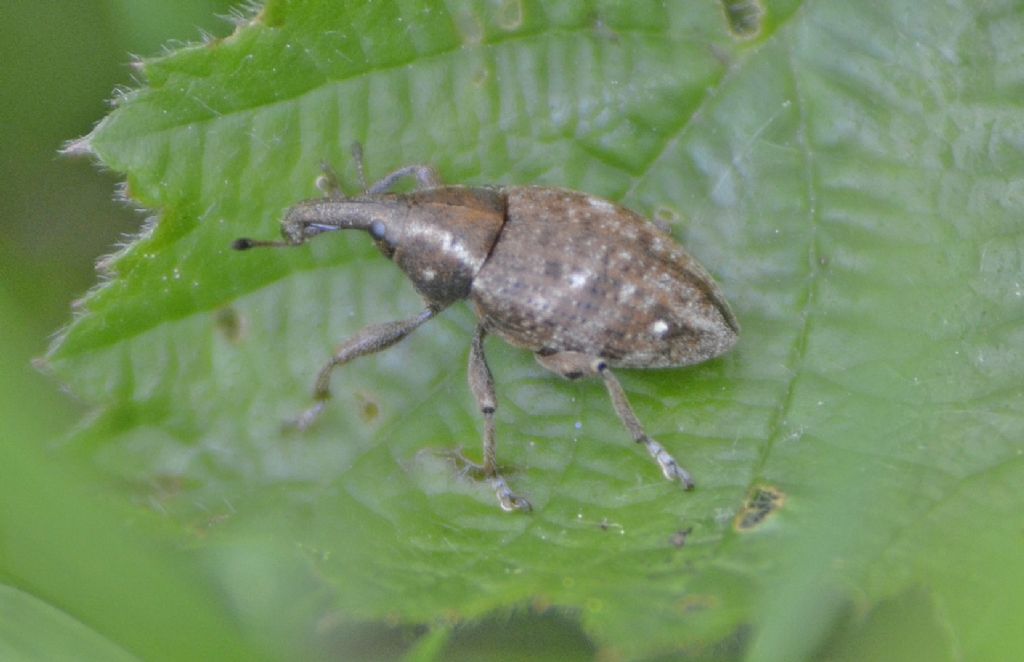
left=369, top=220, right=387, bottom=240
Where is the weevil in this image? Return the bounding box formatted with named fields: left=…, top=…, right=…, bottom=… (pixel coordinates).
left=233, top=144, right=739, bottom=512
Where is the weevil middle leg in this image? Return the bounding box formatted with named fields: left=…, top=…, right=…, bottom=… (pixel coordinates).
left=467, top=325, right=532, bottom=511
left=315, top=161, right=345, bottom=199
left=535, top=351, right=695, bottom=490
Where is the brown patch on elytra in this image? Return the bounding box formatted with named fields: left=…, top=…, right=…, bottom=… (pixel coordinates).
left=734, top=484, right=785, bottom=531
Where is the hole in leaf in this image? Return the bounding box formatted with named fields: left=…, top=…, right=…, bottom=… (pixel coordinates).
left=720, top=0, right=764, bottom=38
left=734, top=484, right=785, bottom=531
left=356, top=392, right=380, bottom=423
left=214, top=306, right=245, bottom=343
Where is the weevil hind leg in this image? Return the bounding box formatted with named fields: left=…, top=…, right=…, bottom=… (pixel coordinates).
left=467, top=325, right=532, bottom=512
left=534, top=351, right=695, bottom=490
left=291, top=306, right=440, bottom=431
left=598, top=364, right=695, bottom=489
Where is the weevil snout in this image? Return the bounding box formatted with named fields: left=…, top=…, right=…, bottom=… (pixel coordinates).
left=233, top=199, right=395, bottom=252
left=281, top=199, right=383, bottom=244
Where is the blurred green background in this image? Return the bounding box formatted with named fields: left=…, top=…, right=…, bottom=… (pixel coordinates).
left=0, top=2, right=250, bottom=659
left=1, top=0, right=237, bottom=354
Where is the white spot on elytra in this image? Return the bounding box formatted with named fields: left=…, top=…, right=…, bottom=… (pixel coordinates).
left=618, top=283, right=636, bottom=302
left=587, top=196, right=615, bottom=213
left=569, top=271, right=590, bottom=288
left=651, top=319, right=669, bottom=337
left=422, top=269, right=436, bottom=281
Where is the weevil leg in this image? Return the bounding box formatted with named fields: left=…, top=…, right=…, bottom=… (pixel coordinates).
left=366, top=164, right=443, bottom=194
left=344, top=141, right=441, bottom=194
left=350, top=142, right=368, bottom=192
left=312, top=143, right=441, bottom=199
left=535, top=351, right=695, bottom=490
left=316, top=161, right=345, bottom=199
left=597, top=363, right=695, bottom=489
left=468, top=325, right=532, bottom=512
left=292, top=306, right=440, bottom=431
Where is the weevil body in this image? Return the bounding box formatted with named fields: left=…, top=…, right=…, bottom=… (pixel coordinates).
left=234, top=148, right=739, bottom=511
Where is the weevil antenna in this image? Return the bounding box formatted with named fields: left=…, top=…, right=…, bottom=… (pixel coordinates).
left=231, top=237, right=297, bottom=250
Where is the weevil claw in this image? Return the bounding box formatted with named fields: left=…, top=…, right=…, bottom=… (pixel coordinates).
left=285, top=401, right=325, bottom=433
left=493, top=476, right=532, bottom=512
left=643, top=437, right=695, bottom=490
left=444, top=450, right=532, bottom=511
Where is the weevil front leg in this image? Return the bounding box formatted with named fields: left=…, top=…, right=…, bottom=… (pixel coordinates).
left=467, top=325, right=532, bottom=512
left=347, top=142, right=443, bottom=194
left=367, top=164, right=442, bottom=194
left=315, top=161, right=345, bottom=199
left=292, top=306, right=440, bottom=431
left=535, top=351, right=695, bottom=490
left=316, top=142, right=442, bottom=200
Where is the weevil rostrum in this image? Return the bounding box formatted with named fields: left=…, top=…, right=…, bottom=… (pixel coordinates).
left=233, top=145, right=739, bottom=512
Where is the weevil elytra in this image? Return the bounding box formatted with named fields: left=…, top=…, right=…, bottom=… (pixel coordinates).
left=233, top=145, right=739, bottom=512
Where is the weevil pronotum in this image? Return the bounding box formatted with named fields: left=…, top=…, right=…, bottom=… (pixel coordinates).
left=233, top=144, right=739, bottom=512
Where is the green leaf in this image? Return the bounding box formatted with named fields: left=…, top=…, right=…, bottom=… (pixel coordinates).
left=0, top=291, right=259, bottom=661
left=0, top=585, right=136, bottom=662
left=47, top=0, right=1024, bottom=658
